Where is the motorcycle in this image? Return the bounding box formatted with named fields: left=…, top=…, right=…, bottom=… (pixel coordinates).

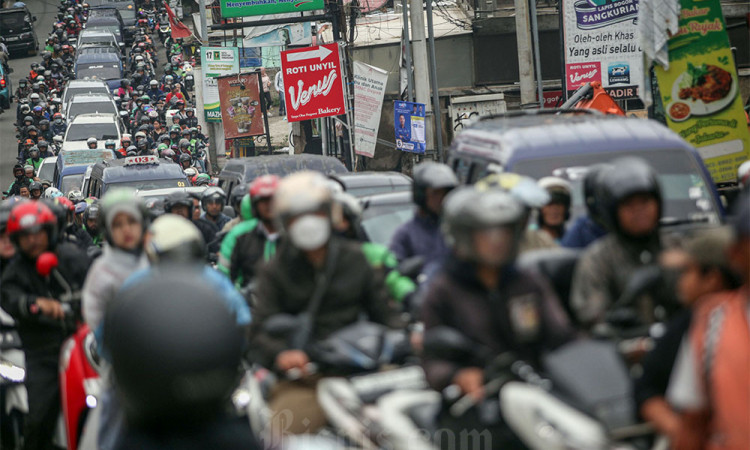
left=0, top=308, right=27, bottom=450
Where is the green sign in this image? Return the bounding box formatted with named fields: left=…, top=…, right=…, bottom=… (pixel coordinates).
left=655, top=0, right=750, bottom=184
left=200, top=47, right=240, bottom=122
left=219, top=0, right=324, bottom=18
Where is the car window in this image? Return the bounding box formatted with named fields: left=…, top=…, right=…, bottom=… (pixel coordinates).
left=38, top=162, right=55, bottom=182
left=105, top=178, right=188, bottom=193
left=347, top=185, right=411, bottom=198
left=66, top=123, right=119, bottom=141
left=69, top=101, right=115, bottom=118
left=64, top=86, right=110, bottom=105
left=0, top=11, right=31, bottom=33
left=361, top=203, right=415, bottom=246
left=76, top=64, right=121, bottom=81
left=510, top=148, right=721, bottom=224
left=61, top=174, right=85, bottom=194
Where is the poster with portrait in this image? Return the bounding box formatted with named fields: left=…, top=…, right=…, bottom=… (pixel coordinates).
left=217, top=73, right=266, bottom=140
left=394, top=101, right=426, bottom=154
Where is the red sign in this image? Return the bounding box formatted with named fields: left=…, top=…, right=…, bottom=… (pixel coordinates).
left=280, top=43, right=346, bottom=122
left=541, top=90, right=563, bottom=109
left=217, top=73, right=266, bottom=139
left=566, top=62, right=601, bottom=90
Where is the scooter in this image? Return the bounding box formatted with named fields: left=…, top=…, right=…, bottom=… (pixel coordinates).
left=0, top=308, right=27, bottom=450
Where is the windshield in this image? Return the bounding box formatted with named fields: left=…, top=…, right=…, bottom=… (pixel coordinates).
left=66, top=123, right=118, bottom=141
left=88, top=25, right=121, bottom=37
left=64, top=86, right=110, bottom=105
left=80, top=35, right=116, bottom=46
left=0, top=11, right=31, bottom=33
left=347, top=184, right=411, bottom=198
left=61, top=174, right=85, bottom=194
left=105, top=178, right=188, bottom=192
left=510, top=148, right=721, bottom=224
left=38, top=162, right=55, bottom=182
left=76, top=63, right=121, bottom=80
left=69, top=101, right=115, bottom=118
left=118, top=9, right=134, bottom=20
left=361, top=203, right=415, bottom=246
left=78, top=46, right=119, bottom=55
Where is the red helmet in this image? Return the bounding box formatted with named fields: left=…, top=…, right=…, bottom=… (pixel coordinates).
left=249, top=175, right=280, bottom=200
left=7, top=202, right=57, bottom=241
left=55, top=197, right=75, bottom=212
left=53, top=112, right=63, bottom=120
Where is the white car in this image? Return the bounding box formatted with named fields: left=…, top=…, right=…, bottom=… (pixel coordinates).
left=62, top=113, right=123, bottom=151
left=64, top=93, right=118, bottom=122
left=37, top=156, right=57, bottom=182
left=61, top=80, right=111, bottom=114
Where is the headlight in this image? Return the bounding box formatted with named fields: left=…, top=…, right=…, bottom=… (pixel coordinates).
left=0, top=359, right=25, bottom=383
left=19, top=32, right=32, bottom=40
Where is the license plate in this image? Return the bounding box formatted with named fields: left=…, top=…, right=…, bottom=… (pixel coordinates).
left=5, top=37, right=19, bottom=41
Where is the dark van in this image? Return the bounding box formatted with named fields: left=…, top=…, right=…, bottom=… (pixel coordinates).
left=0, top=7, right=38, bottom=56
left=448, top=111, right=724, bottom=227
left=86, top=155, right=189, bottom=198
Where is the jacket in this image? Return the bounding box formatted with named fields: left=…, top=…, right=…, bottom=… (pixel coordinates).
left=420, top=256, right=574, bottom=391
left=82, top=245, right=149, bottom=331
left=560, top=215, right=608, bottom=249
left=230, top=222, right=278, bottom=287
left=389, top=213, right=448, bottom=263
left=249, top=238, right=404, bottom=370
left=0, top=243, right=91, bottom=359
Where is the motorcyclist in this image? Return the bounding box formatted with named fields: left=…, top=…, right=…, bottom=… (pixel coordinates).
left=163, top=190, right=194, bottom=221
left=570, top=157, right=663, bottom=328
left=116, top=79, right=134, bottom=99
left=146, top=79, right=164, bottom=101
left=29, top=181, right=43, bottom=200
left=536, top=176, right=572, bottom=242
left=1, top=201, right=91, bottom=450
left=0, top=198, right=21, bottom=275
left=561, top=164, right=609, bottom=249
left=38, top=119, right=53, bottom=142
left=37, top=140, right=54, bottom=158
left=389, top=162, right=458, bottom=263
left=194, top=187, right=230, bottom=256
left=249, top=171, right=404, bottom=435
left=87, top=137, right=98, bottom=149
left=5, top=164, right=32, bottom=198
left=26, top=146, right=43, bottom=174
left=83, top=203, right=104, bottom=246
left=221, top=183, right=249, bottom=233
left=52, top=196, right=95, bottom=249
left=179, top=152, right=193, bottom=171
left=420, top=186, right=573, bottom=450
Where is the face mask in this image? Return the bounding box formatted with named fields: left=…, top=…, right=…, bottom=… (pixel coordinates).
left=288, top=215, right=330, bottom=251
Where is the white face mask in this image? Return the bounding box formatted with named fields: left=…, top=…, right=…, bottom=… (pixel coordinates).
left=288, top=215, right=330, bottom=251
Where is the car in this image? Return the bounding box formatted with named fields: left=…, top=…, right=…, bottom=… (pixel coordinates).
left=53, top=149, right=117, bottom=194
left=73, top=52, right=124, bottom=91
left=64, top=93, right=118, bottom=122
left=75, top=29, right=119, bottom=53
left=62, top=80, right=112, bottom=113
left=0, top=6, right=38, bottom=56
left=0, top=62, right=12, bottom=110
left=37, top=156, right=57, bottom=183
left=87, top=7, right=124, bottom=34
left=63, top=113, right=124, bottom=150
left=135, top=186, right=209, bottom=204
left=217, top=154, right=349, bottom=199
left=83, top=16, right=125, bottom=50
left=328, top=172, right=412, bottom=198
left=87, top=0, right=137, bottom=44
left=86, top=155, right=190, bottom=197
left=448, top=112, right=723, bottom=229
left=76, top=44, right=122, bottom=58
left=358, top=191, right=415, bottom=247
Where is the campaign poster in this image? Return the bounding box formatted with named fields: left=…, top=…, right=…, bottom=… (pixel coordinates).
left=654, top=0, right=750, bottom=183
left=561, top=0, right=642, bottom=100
left=394, top=101, right=426, bottom=154
left=200, top=47, right=240, bottom=122
left=353, top=61, right=388, bottom=158
left=217, top=73, right=266, bottom=139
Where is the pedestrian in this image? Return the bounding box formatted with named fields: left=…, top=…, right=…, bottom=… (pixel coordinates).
left=274, top=69, right=285, bottom=118
left=260, top=67, right=272, bottom=116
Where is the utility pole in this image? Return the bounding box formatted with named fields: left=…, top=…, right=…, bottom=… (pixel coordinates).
left=409, top=0, right=433, bottom=156
left=425, top=0, right=443, bottom=162
left=198, top=0, right=220, bottom=169
left=401, top=0, right=413, bottom=102
left=514, top=0, right=536, bottom=106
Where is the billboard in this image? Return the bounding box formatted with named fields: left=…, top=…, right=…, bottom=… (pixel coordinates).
left=217, top=73, right=266, bottom=139
left=353, top=61, right=388, bottom=158
left=561, top=0, right=642, bottom=100
left=200, top=46, right=240, bottom=122
left=220, top=0, right=324, bottom=18
left=394, top=101, right=426, bottom=154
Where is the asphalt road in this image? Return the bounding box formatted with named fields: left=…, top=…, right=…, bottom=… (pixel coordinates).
left=1, top=0, right=59, bottom=192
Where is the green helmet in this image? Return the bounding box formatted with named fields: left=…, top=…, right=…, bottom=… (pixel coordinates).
left=99, top=188, right=146, bottom=246
left=170, top=125, right=181, bottom=133
left=140, top=94, right=151, bottom=102
left=157, top=143, right=168, bottom=151
left=240, top=194, right=253, bottom=221
left=194, top=173, right=211, bottom=186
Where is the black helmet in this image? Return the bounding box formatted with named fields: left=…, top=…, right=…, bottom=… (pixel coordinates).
left=583, top=164, right=610, bottom=226
left=229, top=184, right=248, bottom=211
left=83, top=203, right=100, bottom=224
left=179, top=153, right=191, bottom=164
left=164, top=191, right=194, bottom=216
left=200, top=187, right=226, bottom=211
left=104, top=265, right=243, bottom=428
left=597, top=157, right=662, bottom=234
left=412, top=162, right=459, bottom=210
left=29, top=181, right=43, bottom=194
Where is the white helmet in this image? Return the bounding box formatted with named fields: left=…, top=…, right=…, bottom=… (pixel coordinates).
left=273, top=171, right=332, bottom=225
left=44, top=187, right=64, bottom=199
left=87, top=137, right=98, bottom=146
left=146, top=214, right=205, bottom=263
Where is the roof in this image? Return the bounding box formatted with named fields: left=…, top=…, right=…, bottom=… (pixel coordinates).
left=92, top=158, right=187, bottom=184
left=136, top=186, right=208, bottom=198
left=58, top=149, right=116, bottom=167
left=330, top=171, right=411, bottom=187
left=79, top=29, right=116, bottom=38
left=449, top=114, right=693, bottom=167
left=360, top=190, right=412, bottom=208
left=65, top=80, right=110, bottom=88
left=75, top=52, right=120, bottom=65
left=85, top=16, right=121, bottom=26
left=67, top=93, right=113, bottom=103
left=69, top=113, right=119, bottom=124
left=221, top=154, right=349, bottom=181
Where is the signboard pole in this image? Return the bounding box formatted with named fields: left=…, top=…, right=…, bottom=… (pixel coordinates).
left=257, top=70, right=273, bottom=155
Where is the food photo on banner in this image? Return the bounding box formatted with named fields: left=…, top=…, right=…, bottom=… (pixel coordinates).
left=217, top=73, right=266, bottom=139
left=394, top=101, right=426, bottom=154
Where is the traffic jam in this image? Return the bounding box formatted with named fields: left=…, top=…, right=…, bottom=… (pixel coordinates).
left=0, top=0, right=749, bottom=449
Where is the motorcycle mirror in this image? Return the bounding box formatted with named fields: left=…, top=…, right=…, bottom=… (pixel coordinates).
left=612, top=265, right=663, bottom=310
left=36, top=252, right=59, bottom=277
left=263, top=314, right=300, bottom=339
left=422, top=326, right=476, bottom=361
left=398, top=256, right=425, bottom=280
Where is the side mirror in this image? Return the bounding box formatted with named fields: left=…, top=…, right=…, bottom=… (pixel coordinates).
left=32, top=16, right=37, bottom=22
left=263, top=314, right=300, bottom=339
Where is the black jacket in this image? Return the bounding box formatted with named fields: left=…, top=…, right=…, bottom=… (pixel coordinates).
left=230, top=223, right=276, bottom=285
left=249, top=237, right=405, bottom=370
left=1, top=243, right=91, bottom=359
left=421, top=256, right=574, bottom=391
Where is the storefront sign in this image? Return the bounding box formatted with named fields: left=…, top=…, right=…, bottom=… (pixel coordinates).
left=220, top=0, right=324, bottom=19
left=200, top=46, right=239, bottom=122
left=655, top=0, right=750, bottom=183
left=562, top=0, right=642, bottom=99
left=353, top=61, right=388, bottom=158
left=394, top=101, right=426, bottom=154
left=217, top=73, right=266, bottom=139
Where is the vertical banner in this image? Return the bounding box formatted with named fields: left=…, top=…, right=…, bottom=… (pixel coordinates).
left=353, top=62, right=388, bottom=158
left=561, top=0, right=642, bottom=100
left=280, top=43, right=347, bottom=122
left=217, top=73, right=266, bottom=139
left=200, top=47, right=240, bottom=122
left=655, top=0, right=750, bottom=183
left=394, top=101, right=426, bottom=154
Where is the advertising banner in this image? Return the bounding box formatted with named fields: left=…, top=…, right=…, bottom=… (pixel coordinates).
left=217, top=73, right=266, bottom=139
left=280, top=43, right=346, bottom=122
left=200, top=47, right=240, bottom=122
left=394, top=101, right=426, bottom=154
left=561, top=0, right=642, bottom=100
left=353, top=61, right=388, bottom=158
left=654, top=0, right=750, bottom=183
left=220, top=0, right=324, bottom=18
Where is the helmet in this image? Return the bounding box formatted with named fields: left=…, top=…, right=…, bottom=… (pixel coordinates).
left=149, top=79, right=158, bottom=87
left=162, top=148, right=175, bottom=159
left=145, top=215, right=205, bottom=263
left=537, top=176, right=572, bottom=219
left=200, top=187, right=226, bottom=211
left=331, top=191, right=363, bottom=238
left=170, top=125, right=181, bottom=133
left=582, top=164, right=610, bottom=226
left=104, top=265, right=242, bottom=428
left=39, top=119, right=50, bottom=128
left=38, top=140, right=49, bottom=150
left=273, top=171, right=332, bottom=225
left=86, top=137, right=97, bottom=146
left=134, top=131, right=147, bottom=140
left=179, top=139, right=190, bottom=149
left=7, top=201, right=58, bottom=246
left=29, top=147, right=39, bottom=157
left=99, top=188, right=145, bottom=246
left=0, top=197, right=28, bottom=233
left=44, top=187, right=64, bottom=199
left=229, top=184, right=249, bottom=211
left=105, top=139, right=116, bottom=149
left=412, top=162, right=459, bottom=210
left=121, top=135, right=132, bottom=145
left=29, top=181, right=43, bottom=194
left=249, top=175, right=279, bottom=201
left=475, top=173, right=550, bottom=210
left=597, top=157, right=662, bottom=233
left=193, top=174, right=211, bottom=186
left=180, top=128, right=190, bottom=136
left=738, top=160, right=750, bottom=188
left=164, top=191, right=194, bottom=217
left=442, top=186, right=525, bottom=265
left=121, top=79, right=130, bottom=87
left=67, top=190, right=84, bottom=203
left=183, top=167, right=197, bottom=178
left=179, top=153, right=191, bottom=164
